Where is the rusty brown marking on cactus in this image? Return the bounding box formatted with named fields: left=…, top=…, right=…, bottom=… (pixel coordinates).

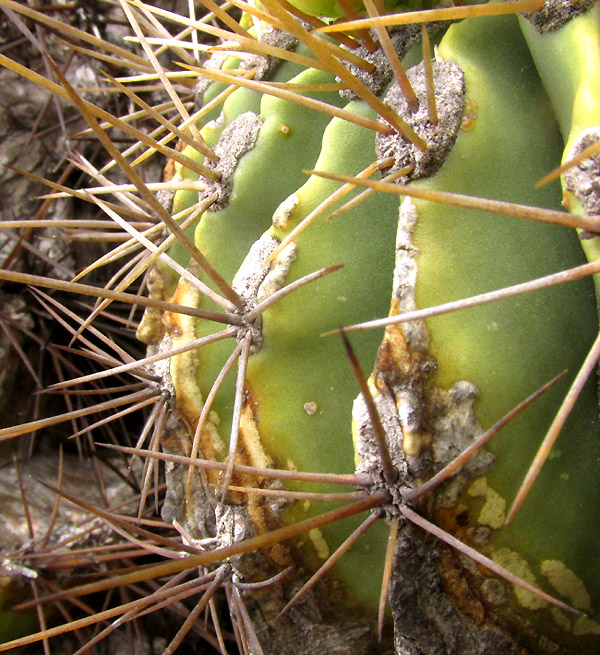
left=436, top=507, right=487, bottom=625
left=237, top=394, right=292, bottom=567
left=376, top=300, right=432, bottom=460
left=136, top=267, right=168, bottom=346
left=439, top=547, right=486, bottom=625
left=377, top=299, right=413, bottom=379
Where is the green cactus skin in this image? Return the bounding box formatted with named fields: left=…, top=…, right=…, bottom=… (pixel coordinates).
left=285, top=0, right=428, bottom=19
left=519, top=3, right=600, bottom=283
left=286, top=0, right=379, bottom=19
left=160, top=5, right=600, bottom=653
left=165, top=67, right=349, bottom=445
left=403, top=12, right=600, bottom=650
left=169, top=45, right=328, bottom=266
left=167, top=85, right=399, bottom=611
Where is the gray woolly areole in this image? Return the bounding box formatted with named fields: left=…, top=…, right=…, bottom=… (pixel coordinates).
left=194, top=28, right=298, bottom=106
left=376, top=60, right=465, bottom=182
left=156, top=188, right=175, bottom=214
left=239, top=27, right=299, bottom=81
left=339, top=25, right=422, bottom=100
left=202, top=111, right=262, bottom=211
left=231, top=234, right=280, bottom=352
left=564, top=127, right=600, bottom=238
left=193, top=48, right=232, bottom=107
left=354, top=198, right=492, bottom=517
left=230, top=234, right=298, bottom=353
left=523, top=0, right=596, bottom=33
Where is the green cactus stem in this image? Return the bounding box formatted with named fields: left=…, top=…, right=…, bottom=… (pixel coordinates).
left=519, top=2, right=600, bottom=280
left=155, top=3, right=600, bottom=653
left=378, top=12, right=600, bottom=651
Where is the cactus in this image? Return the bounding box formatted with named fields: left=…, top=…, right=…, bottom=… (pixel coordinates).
left=1, top=0, right=600, bottom=654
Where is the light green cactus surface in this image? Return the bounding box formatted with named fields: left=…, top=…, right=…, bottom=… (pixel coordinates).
left=156, top=1, right=600, bottom=652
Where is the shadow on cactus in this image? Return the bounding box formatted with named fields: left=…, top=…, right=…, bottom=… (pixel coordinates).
left=1, top=0, right=600, bottom=653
